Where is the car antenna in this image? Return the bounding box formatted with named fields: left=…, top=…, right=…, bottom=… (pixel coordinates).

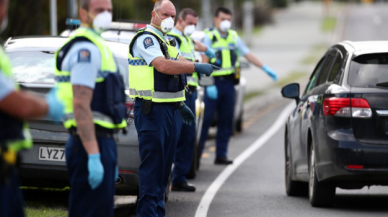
left=117, top=0, right=123, bottom=37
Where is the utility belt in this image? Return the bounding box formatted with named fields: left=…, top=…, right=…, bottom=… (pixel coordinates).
left=0, top=141, right=20, bottom=183
left=215, top=66, right=241, bottom=85
left=68, top=126, right=115, bottom=138
left=135, top=98, right=181, bottom=116
left=186, top=85, right=197, bottom=94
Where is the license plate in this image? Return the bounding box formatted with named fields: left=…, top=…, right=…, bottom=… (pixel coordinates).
left=39, top=147, right=66, bottom=162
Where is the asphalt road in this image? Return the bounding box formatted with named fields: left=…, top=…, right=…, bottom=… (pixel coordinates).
left=163, top=99, right=388, bottom=217
left=161, top=3, right=388, bottom=217
left=342, top=2, right=388, bottom=41
left=24, top=3, right=388, bottom=217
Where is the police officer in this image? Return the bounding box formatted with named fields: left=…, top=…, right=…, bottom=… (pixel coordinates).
left=200, top=7, right=278, bottom=165
left=55, top=0, right=127, bottom=216
left=166, top=8, right=216, bottom=192
left=0, top=1, right=64, bottom=216
left=128, top=1, right=218, bottom=216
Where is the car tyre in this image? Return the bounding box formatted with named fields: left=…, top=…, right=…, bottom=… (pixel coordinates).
left=308, top=142, right=335, bottom=207
left=165, top=170, right=173, bottom=202
left=196, top=142, right=202, bottom=170
left=186, top=141, right=198, bottom=179
left=285, top=133, right=308, bottom=196
left=195, top=104, right=205, bottom=171
left=236, top=111, right=243, bottom=133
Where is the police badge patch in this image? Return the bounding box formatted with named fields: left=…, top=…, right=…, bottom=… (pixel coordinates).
left=78, top=49, right=91, bottom=62
left=143, top=37, right=154, bottom=49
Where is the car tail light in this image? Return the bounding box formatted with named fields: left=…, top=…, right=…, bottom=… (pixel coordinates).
left=323, top=98, right=372, bottom=118
left=134, top=23, right=147, bottom=29
left=119, top=170, right=136, bottom=174
left=346, top=165, right=364, bottom=169
left=125, top=101, right=134, bottom=120
left=323, top=98, right=350, bottom=116
left=351, top=98, right=372, bottom=118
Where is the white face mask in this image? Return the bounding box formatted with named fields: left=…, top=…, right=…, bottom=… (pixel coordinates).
left=0, top=17, right=8, bottom=34
left=155, top=12, right=174, bottom=33
left=92, top=11, right=112, bottom=34
left=220, top=20, right=231, bottom=32
left=160, top=17, right=174, bottom=33
left=183, top=25, right=196, bottom=36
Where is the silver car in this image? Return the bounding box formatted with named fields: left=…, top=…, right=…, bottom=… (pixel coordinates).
left=5, top=36, right=141, bottom=196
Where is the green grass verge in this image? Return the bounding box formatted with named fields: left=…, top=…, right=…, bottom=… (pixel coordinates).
left=275, top=71, right=310, bottom=88
left=25, top=202, right=67, bottom=217
left=243, top=72, right=309, bottom=103
left=300, top=44, right=329, bottom=65
left=23, top=189, right=69, bottom=217
left=244, top=90, right=264, bottom=102
left=238, top=26, right=263, bottom=38
left=322, top=17, right=337, bottom=32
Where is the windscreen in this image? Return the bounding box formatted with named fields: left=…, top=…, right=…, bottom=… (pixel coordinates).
left=348, top=53, right=388, bottom=88
left=8, top=51, right=129, bottom=87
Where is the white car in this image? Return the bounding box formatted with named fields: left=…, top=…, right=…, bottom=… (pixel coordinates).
left=191, top=30, right=247, bottom=134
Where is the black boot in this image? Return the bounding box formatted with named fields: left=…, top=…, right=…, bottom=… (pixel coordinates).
left=171, top=182, right=196, bottom=192
left=215, top=157, right=233, bottom=165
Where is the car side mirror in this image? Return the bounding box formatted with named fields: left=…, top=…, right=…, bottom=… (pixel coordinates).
left=198, top=76, right=214, bottom=87
left=240, top=61, right=250, bottom=69
left=281, top=83, right=300, bottom=104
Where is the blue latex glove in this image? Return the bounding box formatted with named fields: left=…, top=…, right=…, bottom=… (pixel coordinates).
left=88, top=153, right=104, bottom=190
left=262, top=65, right=278, bottom=81
left=194, top=63, right=219, bottom=77
left=178, top=102, right=196, bottom=126
left=45, top=87, right=64, bottom=122
left=206, top=85, right=218, bottom=100
left=204, top=47, right=216, bottom=59
left=115, top=166, right=119, bottom=182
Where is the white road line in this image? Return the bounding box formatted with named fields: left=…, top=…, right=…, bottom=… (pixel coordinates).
left=195, top=102, right=295, bottom=217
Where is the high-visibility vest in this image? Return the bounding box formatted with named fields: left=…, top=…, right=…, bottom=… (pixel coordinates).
left=0, top=46, right=32, bottom=165
left=167, top=31, right=199, bottom=87
left=205, top=28, right=240, bottom=77
left=55, top=28, right=127, bottom=130
left=128, top=28, right=187, bottom=102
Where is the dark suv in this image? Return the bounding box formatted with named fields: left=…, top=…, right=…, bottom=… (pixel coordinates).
left=282, top=41, right=388, bottom=207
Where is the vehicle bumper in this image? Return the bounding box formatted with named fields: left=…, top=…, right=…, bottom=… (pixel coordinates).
left=18, top=133, right=140, bottom=195
left=19, top=164, right=69, bottom=188
left=316, top=132, right=388, bottom=187
left=116, top=172, right=139, bottom=195
left=19, top=164, right=139, bottom=194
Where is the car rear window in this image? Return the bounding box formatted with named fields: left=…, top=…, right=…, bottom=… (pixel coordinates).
left=8, top=51, right=129, bottom=87
left=348, top=53, right=388, bottom=88
left=9, top=51, right=55, bottom=84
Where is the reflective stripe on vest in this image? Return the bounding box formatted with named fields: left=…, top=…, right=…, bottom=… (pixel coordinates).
left=54, top=28, right=126, bottom=130
left=186, top=76, right=198, bottom=85
left=55, top=70, right=112, bottom=83
left=0, top=47, right=33, bottom=151
left=7, top=126, right=33, bottom=152
left=205, top=28, right=240, bottom=77
left=167, top=31, right=198, bottom=87
left=63, top=112, right=125, bottom=129
left=128, top=28, right=186, bottom=102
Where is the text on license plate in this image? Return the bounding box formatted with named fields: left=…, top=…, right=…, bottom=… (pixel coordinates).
left=39, top=147, right=65, bottom=162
